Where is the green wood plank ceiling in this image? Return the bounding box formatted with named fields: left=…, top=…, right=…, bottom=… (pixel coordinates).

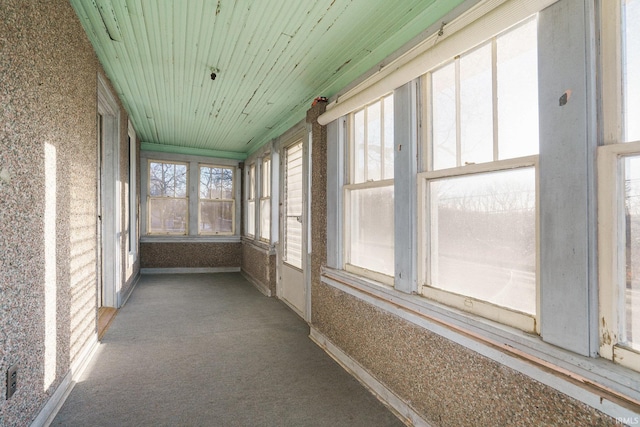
left=70, top=0, right=465, bottom=159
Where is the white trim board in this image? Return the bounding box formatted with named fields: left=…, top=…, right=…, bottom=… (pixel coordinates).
left=140, top=267, right=241, bottom=275
left=241, top=270, right=273, bottom=297
left=31, top=335, right=100, bottom=427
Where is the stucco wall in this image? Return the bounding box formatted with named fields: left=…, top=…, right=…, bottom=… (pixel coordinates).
left=241, top=240, right=276, bottom=295
left=312, top=284, right=618, bottom=426
left=0, top=1, right=135, bottom=425
left=140, top=242, right=242, bottom=269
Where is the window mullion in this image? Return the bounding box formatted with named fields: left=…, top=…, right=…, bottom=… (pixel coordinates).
left=364, top=107, right=369, bottom=182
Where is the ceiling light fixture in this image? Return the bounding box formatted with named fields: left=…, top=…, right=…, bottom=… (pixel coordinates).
left=210, top=67, right=220, bottom=81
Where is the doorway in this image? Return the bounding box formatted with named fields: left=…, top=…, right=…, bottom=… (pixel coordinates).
left=97, top=75, right=121, bottom=310
left=278, top=138, right=307, bottom=318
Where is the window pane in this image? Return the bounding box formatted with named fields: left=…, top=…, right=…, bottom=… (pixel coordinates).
left=624, top=0, right=640, bottom=142
left=383, top=95, right=394, bottom=180
left=150, top=162, right=180, bottom=197
left=260, top=198, right=270, bottom=240
left=200, top=166, right=234, bottom=200
left=347, top=185, right=394, bottom=276
left=354, top=110, right=365, bottom=183
left=262, top=158, right=271, bottom=197
left=200, top=200, right=234, bottom=234
left=149, top=198, right=187, bottom=234
left=624, top=156, right=640, bottom=349
left=428, top=168, right=536, bottom=314
left=285, top=143, right=303, bottom=268
left=174, top=164, right=187, bottom=197
left=460, top=43, right=493, bottom=165
left=249, top=165, right=255, bottom=199
left=432, top=63, right=457, bottom=170
left=497, top=19, right=539, bottom=159
left=247, top=200, right=255, bottom=236
left=367, top=101, right=382, bottom=181
left=285, top=217, right=302, bottom=269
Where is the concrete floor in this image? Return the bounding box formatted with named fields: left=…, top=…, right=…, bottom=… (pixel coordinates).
left=52, top=273, right=404, bottom=427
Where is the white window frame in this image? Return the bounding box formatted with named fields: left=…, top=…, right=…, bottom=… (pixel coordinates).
left=599, top=0, right=640, bottom=371
left=147, top=159, right=189, bottom=235
left=198, top=164, right=236, bottom=236
left=344, top=94, right=395, bottom=285
left=260, top=156, right=271, bottom=242
left=417, top=18, right=540, bottom=333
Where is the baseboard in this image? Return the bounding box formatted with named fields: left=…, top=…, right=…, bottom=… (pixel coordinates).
left=30, top=335, right=100, bottom=427
left=118, top=272, right=141, bottom=307
left=309, top=327, right=431, bottom=427
left=140, top=267, right=241, bottom=274
left=241, top=270, right=273, bottom=297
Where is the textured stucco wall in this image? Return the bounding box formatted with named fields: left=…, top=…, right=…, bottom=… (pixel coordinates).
left=306, top=104, right=617, bottom=426
left=140, top=242, right=242, bottom=269
left=312, top=284, right=618, bottom=427
left=307, top=102, right=328, bottom=326
left=241, top=241, right=276, bottom=295
left=0, top=1, right=135, bottom=425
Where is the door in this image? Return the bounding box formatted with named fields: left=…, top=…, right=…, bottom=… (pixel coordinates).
left=97, top=76, right=121, bottom=308
left=279, top=140, right=306, bottom=316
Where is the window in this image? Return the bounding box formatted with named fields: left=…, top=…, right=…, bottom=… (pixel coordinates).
left=284, top=142, right=303, bottom=269
left=127, top=126, right=137, bottom=256
left=599, top=0, right=640, bottom=370
left=419, top=18, right=538, bottom=331
left=148, top=161, right=188, bottom=234
left=260, top=157, right=271, bottom=241
left=199, top=165, right=235, bottom=235
left=246, top=164, right=256, bottom=237
left=344, top=94, right=394, bottom=282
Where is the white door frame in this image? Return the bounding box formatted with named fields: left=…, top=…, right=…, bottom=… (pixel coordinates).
left=97, top=75, right=122, bottom=308
left=277, top=123, right=310, bottom=321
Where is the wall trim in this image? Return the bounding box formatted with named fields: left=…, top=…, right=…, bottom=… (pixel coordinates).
left=30, top=335, right=100, bottom=427
left=119, top=272, right=141, bottom=308
left=140, top=267, right=240, bottom=275
left=140, top=236, right=241, bottom=244
left=309, top=328, right=432, bottom=427
left=241, top=270, right=272, bottom=297
left=320, top=268, right=640, bottom=421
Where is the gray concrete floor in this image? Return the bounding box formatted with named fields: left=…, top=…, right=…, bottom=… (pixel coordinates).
left=52, top=273, right=404, bottom=427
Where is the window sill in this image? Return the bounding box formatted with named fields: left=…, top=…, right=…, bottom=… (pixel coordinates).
left=320, top=266, right=640, bottom=416
left=141, top=235, right=241, bottom=244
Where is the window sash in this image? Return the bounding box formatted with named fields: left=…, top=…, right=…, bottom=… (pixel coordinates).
left=148, top=160, right=189, bottom=235
left=598, top=142, right=640, bottom=371
left=418, top=156, right=538, bottom=332
left=426, top=17, right=539, bottom=172
left=198, top=164, right=235, bottom=235
left=349, top=94, right=394, bottom=184
left=343, top=179, right=395, bottom=284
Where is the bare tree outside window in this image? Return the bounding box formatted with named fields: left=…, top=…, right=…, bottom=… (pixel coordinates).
left=199, top=165, right=235, bottom=234
left=148, top=161, right=188, bottom=234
